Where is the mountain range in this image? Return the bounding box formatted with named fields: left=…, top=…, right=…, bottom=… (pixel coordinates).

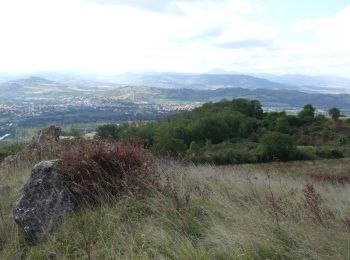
left=2, top=71, right=350, bottom=92
left=1, top=73, right=350, bottom=110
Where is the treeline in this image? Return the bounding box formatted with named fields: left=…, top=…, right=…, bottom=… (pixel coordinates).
left=97, top=99, right=349, bottom=164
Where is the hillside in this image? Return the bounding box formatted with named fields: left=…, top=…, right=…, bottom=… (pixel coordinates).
left=0, top=118, right=349, bottom=259
left=1, top=152, right=350, bottom=259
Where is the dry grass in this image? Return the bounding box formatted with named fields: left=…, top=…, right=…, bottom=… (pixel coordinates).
left=1, top=158, right=350, bottom=259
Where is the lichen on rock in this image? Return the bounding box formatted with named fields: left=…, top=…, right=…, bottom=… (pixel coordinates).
left=13, top=160, right=81, bottom=242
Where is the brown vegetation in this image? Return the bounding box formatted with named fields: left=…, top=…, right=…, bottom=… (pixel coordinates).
left=58, top=138, right=159, bottom=203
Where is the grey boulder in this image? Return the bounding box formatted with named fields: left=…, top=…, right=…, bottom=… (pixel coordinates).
left=13, top=160, right=81, bottom=242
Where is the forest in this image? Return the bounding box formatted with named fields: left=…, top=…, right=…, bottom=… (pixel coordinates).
left=97, top=99, right=349, bottom=164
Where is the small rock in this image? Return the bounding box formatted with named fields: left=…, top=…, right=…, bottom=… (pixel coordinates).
left=13, top=160, right=81, bottom=242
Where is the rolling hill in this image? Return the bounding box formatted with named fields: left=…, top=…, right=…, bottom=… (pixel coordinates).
left=103, top=85, right=350, bottom=109
left=113, top=72, right=294, bottom=90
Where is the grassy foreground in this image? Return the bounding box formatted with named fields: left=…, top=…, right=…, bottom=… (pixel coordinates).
left=1, top=159, right=350, bottom=259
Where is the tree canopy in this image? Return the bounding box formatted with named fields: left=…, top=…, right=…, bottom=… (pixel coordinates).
left=97, top=99, right=347, bottom=164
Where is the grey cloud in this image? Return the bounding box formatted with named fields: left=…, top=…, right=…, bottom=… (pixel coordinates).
left=193, top=26, right=226, bottom=40
left=216, top=39, right=273, bottom=49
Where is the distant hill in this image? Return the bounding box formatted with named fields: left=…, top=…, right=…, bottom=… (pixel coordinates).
left=2, top=75, right=350, bottom=110
left=0, top=77, right=61, bottom=91
left=253, top=73, right=350, bottom=87
left=113, top=72, right=294, bottom=90
left=105, top=85, right=350, bottom=109
left=0, top=77, right=119, bottom=102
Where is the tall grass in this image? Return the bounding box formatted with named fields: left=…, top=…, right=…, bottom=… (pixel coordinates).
left=1, top=157, right=350, bottom=259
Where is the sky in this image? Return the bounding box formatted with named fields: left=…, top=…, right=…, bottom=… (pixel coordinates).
left=0, top=0, right=349, bottom=76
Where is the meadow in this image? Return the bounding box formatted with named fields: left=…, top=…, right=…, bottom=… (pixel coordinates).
left=1, top=158, right=350, bottom=259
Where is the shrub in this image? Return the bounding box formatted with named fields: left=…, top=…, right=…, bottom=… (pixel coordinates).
left=292, top=147, right=317, bottom=161
left=58, top=138, right=158, bottom=203
left=259, top=132, right=295, bottom=162
left=0, top=142, right=24, bottom=161
left=96, top=124, right=121, bottom=140
left=315, top=148, right=343, bottom=159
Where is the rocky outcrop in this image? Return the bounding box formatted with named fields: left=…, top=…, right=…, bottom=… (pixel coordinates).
left=1, top=125, right=61, bottom=171
left=27, top=125, right=61, bottom=149
left=22, top=125, right=61, bottom=162
left=13, top=160, right=81, bottom=242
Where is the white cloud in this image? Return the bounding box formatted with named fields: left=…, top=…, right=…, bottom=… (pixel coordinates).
left=284, top=5, right=350, bottom=75
left=0, top=0, right=348, bottom=76
left=294, top=5, right=350, bottom=54
left=0, top=0, right=278, bottom=73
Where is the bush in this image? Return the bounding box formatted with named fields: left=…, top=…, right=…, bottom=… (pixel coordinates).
left=292, top=147, right=317, bottom=161
left=191, top=142, right=259, bottom=165
left=96, top=124, right=121, bottom=140
left=0, top=142, right=24, bottom=160
left=58, top=138, right=158, bottom=203
left=260, top=132, right=295, bottom=162
left=315, top=148, right=344, bottom=159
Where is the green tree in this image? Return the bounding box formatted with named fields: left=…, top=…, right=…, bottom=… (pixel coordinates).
left=298, top=104, right=316, bottom=122
left=274, top=117, right=291, bottom=134
left=231, top=99, right=263, bottom=119
left=328, top=107, right=341, bottom=121
left=189, top=117, right=231, bottom=144
left=121, top=123, right=156, bottom=148
left=154, top=124, right=187, bottom=156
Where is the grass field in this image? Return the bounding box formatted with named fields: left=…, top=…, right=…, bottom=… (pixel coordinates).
left=1, top=159, right=350, bottom=259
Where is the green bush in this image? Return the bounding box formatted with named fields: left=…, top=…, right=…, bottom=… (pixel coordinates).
left=96, top=124, right=121, bottom=140
left=292, top=147, right=317, bottom=161
left=315, top=148, right=344, bottom=159
left=0, top=142, right=24, bottom=160
left=260, top=132, right=295, bottom=162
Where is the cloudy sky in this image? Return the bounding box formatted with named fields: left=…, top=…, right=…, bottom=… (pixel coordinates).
left=0, top=0, right=349, bottom=76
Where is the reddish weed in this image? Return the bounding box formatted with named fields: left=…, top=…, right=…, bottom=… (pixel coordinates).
left=310, top=173, right=350, bottom=185
left=58, top=138, right=158, bottom=203
left=302, top=183, right=325, bottom=227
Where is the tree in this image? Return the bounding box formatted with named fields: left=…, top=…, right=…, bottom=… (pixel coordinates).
left=189, top=117, right=231, bottom=144
left=298, top=104, right=315, bottom=121
left=274, top=117, right=291, bottom=134
left=231, top=99, right=263, bottom=119
left=328, top=107, right=341, bottom=121
left=154, top=124, right=187, bottom=156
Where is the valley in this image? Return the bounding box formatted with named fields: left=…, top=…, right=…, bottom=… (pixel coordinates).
left=1, top=73, right=350, bottom=143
